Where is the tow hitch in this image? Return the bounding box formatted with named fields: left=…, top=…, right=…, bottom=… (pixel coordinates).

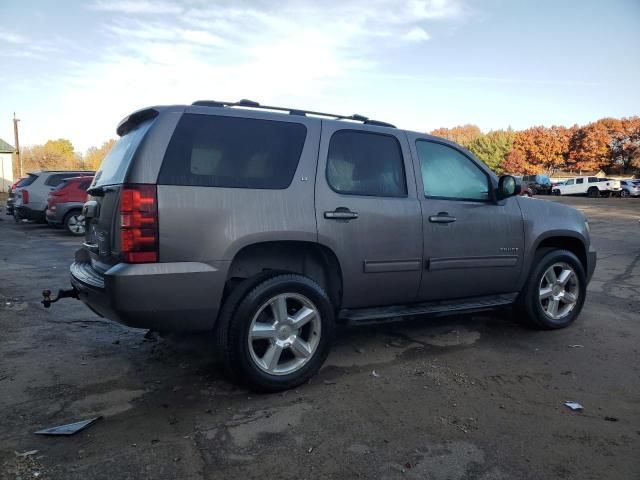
left=42, top=288, right=79, bottom=308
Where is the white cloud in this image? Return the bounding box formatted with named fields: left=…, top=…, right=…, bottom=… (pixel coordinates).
left=90, top=0, right=183, bottom=15
left=0, top=30, right=25, bottom=44
left=403, top=27, right=431, bottom=42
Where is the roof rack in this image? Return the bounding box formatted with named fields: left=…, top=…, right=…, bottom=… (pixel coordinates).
left=191, top=99, right=396, bottom=128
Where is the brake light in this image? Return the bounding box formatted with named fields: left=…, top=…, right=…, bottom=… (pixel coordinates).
left=119, top=185, right=158, bottom=263
left=22, top=190, right=29, bottom=204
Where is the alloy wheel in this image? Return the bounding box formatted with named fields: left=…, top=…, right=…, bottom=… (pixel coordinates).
left=538, top=262, right=580, bottom=320
left=247, top=293, right=321, bottom=376
left=67, top=214, right=85, bottom=234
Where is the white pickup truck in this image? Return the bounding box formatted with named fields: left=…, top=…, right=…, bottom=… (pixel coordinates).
left=553, top=176, right=622, bottom=197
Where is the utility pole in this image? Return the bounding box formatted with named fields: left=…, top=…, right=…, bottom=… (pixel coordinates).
left=13, top=112, right=21, bottom=177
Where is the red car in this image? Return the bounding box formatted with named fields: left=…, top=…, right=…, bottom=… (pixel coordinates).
left=46, top=176, right=93, bottom=235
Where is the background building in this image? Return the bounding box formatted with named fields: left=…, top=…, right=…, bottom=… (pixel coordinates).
left=0, top=138, right=15, bottom=192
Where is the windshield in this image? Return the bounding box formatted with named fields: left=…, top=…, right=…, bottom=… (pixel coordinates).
left=91, top=119, right=154, bottom=187
left=537, top=175, right=551, bottom=185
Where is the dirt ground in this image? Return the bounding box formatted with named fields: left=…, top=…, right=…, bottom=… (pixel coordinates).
left=0, top=196, right=638, bottom=480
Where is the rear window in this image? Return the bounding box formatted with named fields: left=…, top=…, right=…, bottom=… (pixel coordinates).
left=52, top=179, right=69, bottom=191
left=92, top=120, right=154, bottom=187
left=19, top=175, right=38, bottom=187
left=158, top=114, right=307, bottom=189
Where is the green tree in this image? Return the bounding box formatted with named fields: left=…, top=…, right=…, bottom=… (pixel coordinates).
left=467, top=129, right=514, bottom=174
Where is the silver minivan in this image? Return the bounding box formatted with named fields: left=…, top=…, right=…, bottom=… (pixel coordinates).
left=49, top=100, right=596, bottom=391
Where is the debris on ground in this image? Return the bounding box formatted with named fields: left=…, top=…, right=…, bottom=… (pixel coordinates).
left=34, top=416, right=102, bottom=435
left=604, top=416, right=619, bottom=422
left=371, top=370, right=380, bottom=378
left=307, top=447, right=313, bottom=453
left=568, top=344, right=584, bottom=348
left=15, top=450, right=38, bottom=457
left=323, top=380, right=336, bottom=385
left=564, top=401, right=584, bottom=411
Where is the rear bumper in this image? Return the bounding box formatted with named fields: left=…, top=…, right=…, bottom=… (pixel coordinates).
left=16, top=206, right=45, bottom=222
left=70, top=252, right=229, bottom=331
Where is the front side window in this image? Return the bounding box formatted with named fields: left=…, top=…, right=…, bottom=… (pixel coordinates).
left=159, top=114, right=307, bottom=189
left=566, top=179, right=574, bottom=185
left=416, top=140, right=489, bottom=201
left=326, top=130, right=407, bottom=197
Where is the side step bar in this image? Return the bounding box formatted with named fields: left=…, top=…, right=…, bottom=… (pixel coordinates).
left=339, top=293, right=518, bottom=324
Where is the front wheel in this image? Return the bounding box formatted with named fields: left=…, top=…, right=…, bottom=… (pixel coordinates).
left=552, top=189, right=561, bottom=196
left=587, top=187, right=600, bottom=198
left=216, top=273, right=335, bottom=392
left=518, top=249, right=586, bottom=329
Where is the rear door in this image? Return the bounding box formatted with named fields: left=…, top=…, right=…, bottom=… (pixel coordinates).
left=315, top=124, right=422, bottom=308
left=407, top=136, right=524, bottom=301
left=84, top=120, right=155, bottom=272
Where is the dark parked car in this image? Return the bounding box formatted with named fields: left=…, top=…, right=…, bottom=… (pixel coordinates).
left=5, top=176, right=33, bottom=216
left=521, top=174, right=552, bottom=194
left=46, top=176, right=94, bottom=235
left=48, top=100, right=596, bottom=392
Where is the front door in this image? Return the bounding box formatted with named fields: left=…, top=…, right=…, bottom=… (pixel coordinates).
left=315, top=123, right=422, bottom=308
left=407, top=136, right=525, bottom=301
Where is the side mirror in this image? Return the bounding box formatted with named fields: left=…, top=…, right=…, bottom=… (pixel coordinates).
left=498, top=175, right=520, bottom=200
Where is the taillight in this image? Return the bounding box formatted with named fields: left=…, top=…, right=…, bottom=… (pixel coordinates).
left=119, top=185, right=158, bottom=263
left=22, top=190, right=29, bottom=204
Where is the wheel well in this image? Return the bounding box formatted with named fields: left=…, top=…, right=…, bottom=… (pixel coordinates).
left=225, top=241, right=343, bottom=308
left=536, top=237, right=587, bottom=271
left=63, top=208, right=82, bottom=223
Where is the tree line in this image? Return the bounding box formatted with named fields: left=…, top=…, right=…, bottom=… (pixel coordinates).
left=13, top=138, right=116, bottom=178
left=430, top=116, right=640, bottom=176
left=12, top=115, right=640, bottom=179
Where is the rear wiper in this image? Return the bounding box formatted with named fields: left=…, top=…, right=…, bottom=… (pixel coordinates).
left=86, top=185, right=114, bottom=197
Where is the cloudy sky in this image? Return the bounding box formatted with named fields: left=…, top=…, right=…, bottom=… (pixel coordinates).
left=0, top=0, right=639, bottom=152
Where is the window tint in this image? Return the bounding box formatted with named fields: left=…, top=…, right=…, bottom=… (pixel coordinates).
left=576, top=178, right=584, bottom=184
left=588, top=177, right=598, bottom=183
left=326, top=130, right=406, bottom=197
left=416, top=141, right=489, bottom=201
left=45, top=174, right=73, bottom=187
left=159, top=114, right=307, bottom=189
left=20, top=174, right=38, bottom=187
left=566, top=179, right=574, bottom=185
left=93, top=120, right=153, bottom=187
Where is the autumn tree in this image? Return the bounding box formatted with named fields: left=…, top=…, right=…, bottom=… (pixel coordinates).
left=430, top=124, right=482, bottom=148
left=510, top=126, right=572, bottom=174
left=609, top=117, right=640, bottom=173
left=502, top=149, right=537, bottom=174
left=20, top=139, right=82, bottom=172
left=84, top=139, right=117, bottom=170
left=467, top=129, right=514, bottom=174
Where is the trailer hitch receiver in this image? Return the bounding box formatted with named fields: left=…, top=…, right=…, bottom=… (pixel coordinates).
left=42, top=288, right=79, bottom=308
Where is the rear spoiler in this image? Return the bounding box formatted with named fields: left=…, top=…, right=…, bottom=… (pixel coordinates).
left=116, top=107, right=160, bottom=136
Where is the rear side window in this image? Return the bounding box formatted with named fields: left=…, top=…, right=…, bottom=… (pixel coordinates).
left=589, top=177, right=599, bottom=183
left=45, top=174, right=73, bottom=186
left=576, top=178, right=584, bottom=184
left=326, top=130, right=406, bottom=197
left=158, top=114, right=307, bottom=189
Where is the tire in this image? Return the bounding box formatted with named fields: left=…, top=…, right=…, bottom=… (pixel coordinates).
left=64, top=210, right=86, bottom=236
left=215, top=273, right=335, bottom=392
left=621, top=189, right=630, bottom=198
left=587, top=187, right=600, bottom=198
left=518, top=249, right=586, bottom=330
left=552, top=189, right=561, bottom=196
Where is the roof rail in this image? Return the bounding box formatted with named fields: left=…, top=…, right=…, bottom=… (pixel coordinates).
left=191, top=99, right=396, bottom=128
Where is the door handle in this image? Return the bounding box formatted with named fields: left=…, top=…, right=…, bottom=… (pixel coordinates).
left=429, top=212, right=457, bottom=224
left=324, top=207, right=359, bottom=220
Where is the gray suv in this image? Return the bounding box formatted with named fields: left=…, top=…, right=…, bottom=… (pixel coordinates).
left=50, top=100, right=596, bottom=391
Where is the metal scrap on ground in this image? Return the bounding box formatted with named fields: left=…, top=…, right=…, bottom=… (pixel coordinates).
left=34, top=417, right=102, bottom=436
left=564, top=401, right=584, bottom=411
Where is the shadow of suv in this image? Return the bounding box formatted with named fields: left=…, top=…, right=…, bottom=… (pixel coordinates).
left=51, top=100, right=596, bottom=391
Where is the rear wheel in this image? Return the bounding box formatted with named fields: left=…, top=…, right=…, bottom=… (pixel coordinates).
left=587, top=187, right=600, bottom=198
left=216, top=273, right=335, bottom=392
left=620, top=189, right=630, bottom=198
left=64, top=210, right=85, bottom=236
left=552, top=189, right=561, bottom=196
left=518, top=249, right=586, bottom=329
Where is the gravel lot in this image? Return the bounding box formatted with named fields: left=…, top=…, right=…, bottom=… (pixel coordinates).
left=0, top=196, right=638, bottom=480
